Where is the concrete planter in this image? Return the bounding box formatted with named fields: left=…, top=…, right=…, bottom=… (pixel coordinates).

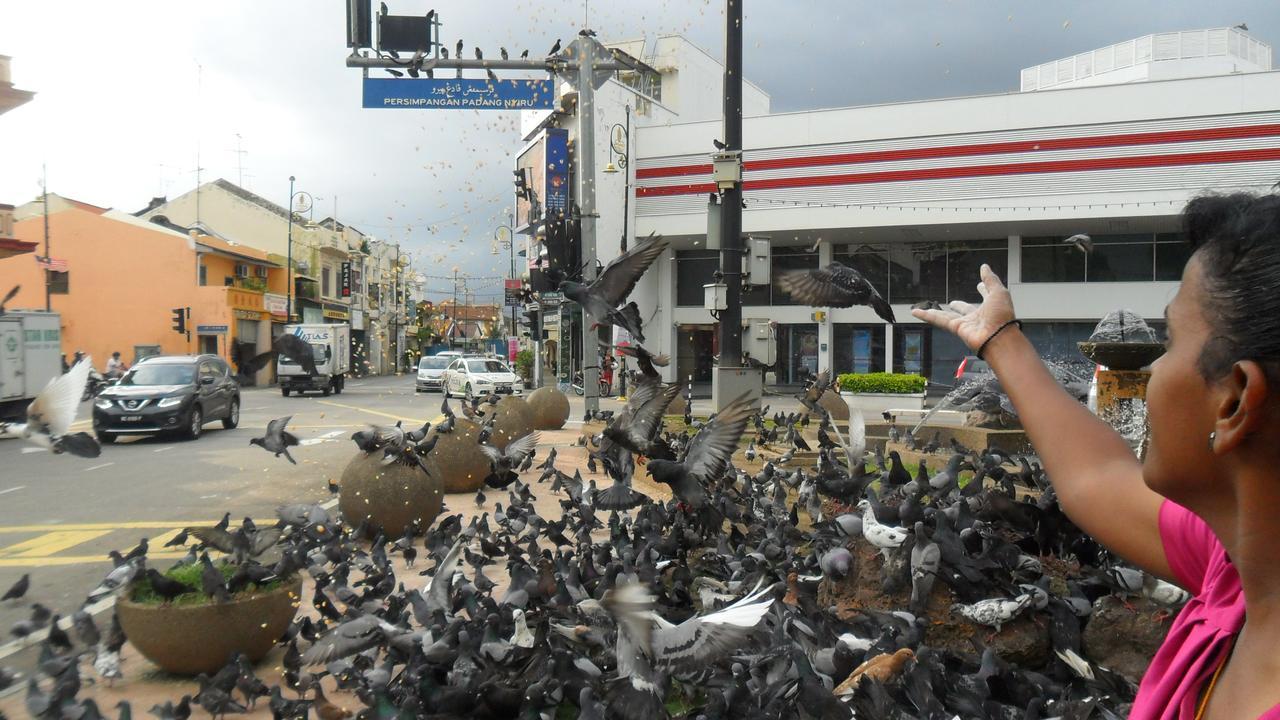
left=841, top=390, right=927, bottom=416
left=339, top=451, right=444, bottom=535
left=117, top=576, right=302, bottom=676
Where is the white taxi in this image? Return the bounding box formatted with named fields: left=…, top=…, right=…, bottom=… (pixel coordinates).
left=442, top=357, right=522, bottom=400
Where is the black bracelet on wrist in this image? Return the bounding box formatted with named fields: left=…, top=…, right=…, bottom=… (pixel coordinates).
left=976, top=319, right=1023, bottom=360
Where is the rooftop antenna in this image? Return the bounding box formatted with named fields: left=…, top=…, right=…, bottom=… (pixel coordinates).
left=228, top=132, right=248, bottom=187
left=195, top=62, right=203, bottom=226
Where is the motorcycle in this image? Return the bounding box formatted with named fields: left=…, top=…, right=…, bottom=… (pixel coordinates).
left=81, top=370, right=118, bottom=402
left=569, top=370, right=611, bottom=397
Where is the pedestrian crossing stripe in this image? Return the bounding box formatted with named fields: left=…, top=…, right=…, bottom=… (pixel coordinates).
left=0, top=530, right=112, bottom=558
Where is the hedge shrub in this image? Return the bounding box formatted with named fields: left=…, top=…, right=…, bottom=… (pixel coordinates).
left=837, top=372, right=927, bottom=394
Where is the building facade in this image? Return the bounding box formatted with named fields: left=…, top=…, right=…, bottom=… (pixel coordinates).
left=139, top=179, right=414, bottom=376
left=1, top=195, right=285, bottom=378
left=515, top=28, right=1279, bottom=388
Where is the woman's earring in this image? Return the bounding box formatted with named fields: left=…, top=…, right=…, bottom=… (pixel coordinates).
left=1208, top=431, right=1217, bottom=452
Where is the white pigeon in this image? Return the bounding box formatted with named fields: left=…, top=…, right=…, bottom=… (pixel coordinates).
left=951, top=594, right=1033, bottom=632
left=0, top=358, right=101, bottom=457
left=856, top=499, right=909, bottom=550
left=510, top=608, right=536, bottom=649
left=846, top=408, right=866, bottom=462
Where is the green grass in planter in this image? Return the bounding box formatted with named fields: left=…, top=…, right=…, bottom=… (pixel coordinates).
left=130, top=561, right=286, bottom=606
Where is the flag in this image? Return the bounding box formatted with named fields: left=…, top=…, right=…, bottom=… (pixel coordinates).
left=35, top=255, right=68, bottom=271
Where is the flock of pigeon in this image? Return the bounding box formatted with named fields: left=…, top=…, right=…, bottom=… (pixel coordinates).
left=0, top=235, right=1180, bottom=718
left=3, top=355, right=1187, bottom=719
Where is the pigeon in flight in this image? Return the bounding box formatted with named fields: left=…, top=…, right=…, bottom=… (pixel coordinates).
left=0, top=357, right=101, bottom=457
left=551, top=234, right=669, bottom=342
left=0, top=285, right=18, bottom=315
left=1064, top=233, right=1094, bottom=254
left=778, top=261, right=896, bottom=323
left=646, top=392, right=757, bottom=510
left=613, top=343, right=669, bottom=380
left=480, top=431, right=540, bottom=488
left=235, top=332, right=319, bottom=381
left=250, top=416, right=301, bottom=464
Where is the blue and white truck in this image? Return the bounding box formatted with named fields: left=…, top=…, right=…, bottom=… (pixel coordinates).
left=278, top=323, right=350, bottom=397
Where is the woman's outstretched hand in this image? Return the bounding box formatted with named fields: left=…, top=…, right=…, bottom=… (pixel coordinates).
left=910, top=264, right=1016, bottom=352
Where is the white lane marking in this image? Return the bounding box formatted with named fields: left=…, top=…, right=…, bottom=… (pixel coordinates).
left=83, top=462, right=114, bottom=472
left=300, top=429, right=345, bottom=446
left=321, top=497, right=339, bottom=510
left=0, top=594, right=116, bottom=662
left=243, top=406, right=268, bottom=411
left=153, top=446, right=175, bottom=453
left=21, top=447, right=47, bottom=454
left=0, top=486, right=24, bottom=496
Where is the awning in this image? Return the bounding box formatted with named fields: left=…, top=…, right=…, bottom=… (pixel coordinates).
left=0, top=238, right=38, bottom=260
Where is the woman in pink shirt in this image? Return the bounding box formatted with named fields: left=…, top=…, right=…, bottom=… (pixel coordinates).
left=914, top=192, right=1280, bottom=719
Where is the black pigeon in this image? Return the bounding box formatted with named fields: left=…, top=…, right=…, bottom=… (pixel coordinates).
left=250, top=416, right=300, bottom=464
left=0, top=285, right=18, bottom=315
left=549, top=39, right=562, bottom=55
left=234, top=333, right=319, bottom=381
left=2, top=573, right=28, bottom=602
left=614, top=343, right=669, bottom=380
left=778, top=261, right=896, bottom=323
left=145, top=569, right=192, bottom=603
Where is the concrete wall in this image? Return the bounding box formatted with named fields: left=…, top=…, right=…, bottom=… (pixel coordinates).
left=2, top=206, right=201, bottom=369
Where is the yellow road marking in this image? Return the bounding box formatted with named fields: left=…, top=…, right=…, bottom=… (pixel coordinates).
left=0, top=550, right=190, bottom=568
left=147, top=528, right=186, bottom=547
left=317, top=400, right=427, bottom=424
left=0, top=530, right=112, bottom=558
left=0, top=519, right=249, bottom=533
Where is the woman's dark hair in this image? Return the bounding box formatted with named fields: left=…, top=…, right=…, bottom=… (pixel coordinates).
left=1182, top=192, right=1280, bottom=380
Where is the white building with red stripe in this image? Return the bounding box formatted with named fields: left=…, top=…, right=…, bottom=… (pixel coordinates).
left=520, top=29, right=1278, bottom=389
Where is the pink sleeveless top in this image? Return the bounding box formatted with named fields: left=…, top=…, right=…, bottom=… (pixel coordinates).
left=1129, top=501, right=1280, bottom=719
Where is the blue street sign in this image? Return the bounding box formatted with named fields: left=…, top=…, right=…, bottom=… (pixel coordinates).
left=362, top=77, right=555, bottom=110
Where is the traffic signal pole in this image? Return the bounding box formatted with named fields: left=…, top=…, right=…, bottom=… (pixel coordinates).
left=575, top=34, right=602, bottom=418
left=711, top=0, right=761, bottom=411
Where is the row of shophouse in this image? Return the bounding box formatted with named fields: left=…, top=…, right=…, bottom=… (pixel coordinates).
left=0, top=178, right=424, bottom=382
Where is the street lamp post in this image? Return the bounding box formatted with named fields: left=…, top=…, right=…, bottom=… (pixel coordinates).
left=285, top=179, right=313, bottom=323
left=494, top=221, right=516, bottom=344
left=604, top=105, right=632, bottom=395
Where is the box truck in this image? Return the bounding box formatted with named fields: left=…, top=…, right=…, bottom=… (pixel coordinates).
left=0, top=311, right=63, bottom=422
left=278, top=323, right=350, bottom=397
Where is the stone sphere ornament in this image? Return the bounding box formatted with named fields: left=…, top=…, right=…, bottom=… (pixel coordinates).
left=526, top=386, right=571, bottom=430
left=488, top=396, right=536, bottom=451
left=422, top=419, right=492, bottom=494
left=339, top=451, right=444, bottom=536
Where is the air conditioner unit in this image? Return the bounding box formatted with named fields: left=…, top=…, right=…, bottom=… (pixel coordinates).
left=254, top=266, right=268, bottom=278
left=234, top=263, right=249, bottom=278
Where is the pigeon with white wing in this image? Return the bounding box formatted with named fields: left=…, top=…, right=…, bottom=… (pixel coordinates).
left=0, top=357, right=101, bottom=457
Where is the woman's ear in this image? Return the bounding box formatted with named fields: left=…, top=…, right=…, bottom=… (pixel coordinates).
left=1212, top=360, right=1271, bottom=453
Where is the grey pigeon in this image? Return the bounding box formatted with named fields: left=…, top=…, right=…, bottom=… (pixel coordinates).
left=909, top=521, right=941, bottom=615
left=250, top=415, right=300, bottom=464
left=552, top=234, right=668, bottom=342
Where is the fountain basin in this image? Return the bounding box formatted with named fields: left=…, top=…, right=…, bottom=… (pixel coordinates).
left=1078, top=342, right=1164, bottom=371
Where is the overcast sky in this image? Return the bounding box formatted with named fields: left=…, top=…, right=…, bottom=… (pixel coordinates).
left=2, top=1, right=1277, bottom=302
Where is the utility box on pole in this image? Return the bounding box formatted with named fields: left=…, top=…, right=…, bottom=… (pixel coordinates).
left=745, top=237, right=771, bottom=285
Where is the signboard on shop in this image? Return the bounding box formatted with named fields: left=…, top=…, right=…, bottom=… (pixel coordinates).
left=504, top=279, right=523, bottom=307
left=340, top=263, right=352, bottom=297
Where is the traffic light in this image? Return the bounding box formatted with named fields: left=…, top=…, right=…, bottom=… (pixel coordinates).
left=171, top=307, right=187, bottom=334
left=513, top=169, right=531, bottom=201
left=519, top=302, right=540, bottom=325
